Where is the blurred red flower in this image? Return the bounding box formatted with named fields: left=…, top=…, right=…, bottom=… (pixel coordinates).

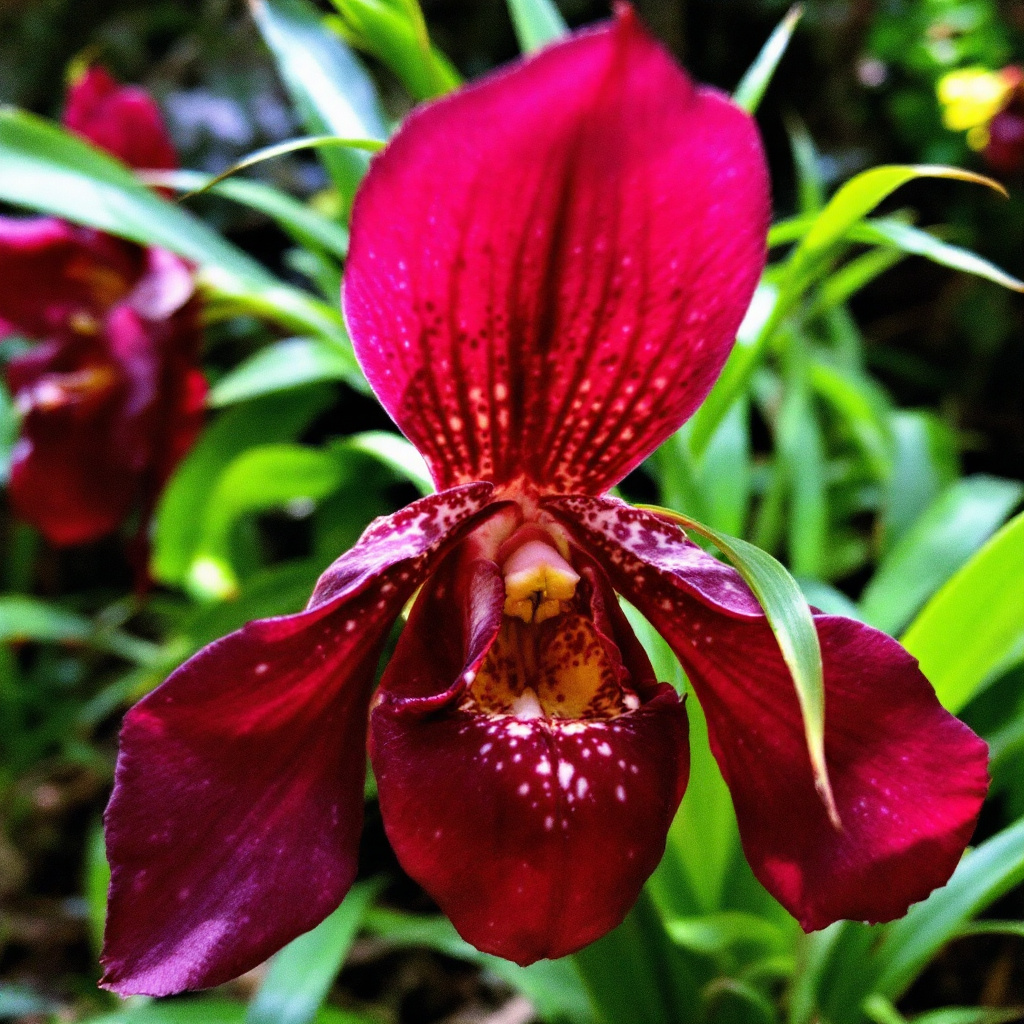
left=1, top=67, right=204, bottom=548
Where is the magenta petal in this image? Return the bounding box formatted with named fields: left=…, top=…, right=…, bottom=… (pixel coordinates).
left=102, top=485, right=500, bottom=995
left=345, top=8, right=769, bottom=495
left=545, top=495, right=990, bottom=931
left=370, top=551, right=689, bottom=964
left=63, top=66, right=179, bottom=171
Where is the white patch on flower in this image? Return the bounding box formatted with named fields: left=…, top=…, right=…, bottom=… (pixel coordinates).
left=544, top=816, right=554, bottom=831
left=576, top=777, right=589, bottom=799
left=597, top=742, right=612, bottom=757
left=616, top=785, right=627, bottom=802
left=558, top=761, right=574, bottom=790
left=254, top=663, right=268, bottom=675
left=506, top=722, right=532, bottom=738
left=479, top=743, right=493, bottom=755
left=536, top=758, right=552, bottom=776
left=518, top=783, right=529, bottom=796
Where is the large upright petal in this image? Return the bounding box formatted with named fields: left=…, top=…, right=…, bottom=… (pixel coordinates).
left=371, top=550, right=689, bottom=964
left=345, top=7, right=768, bottom=494
left=101, top=485, right=501, bottom=995
left=546, top=495, right=989, bottom=931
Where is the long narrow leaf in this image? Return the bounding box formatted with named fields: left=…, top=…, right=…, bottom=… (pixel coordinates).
left=902, top=510, right=1024, bottom=712
left=733, top=6, right=803, bottom=113
left=506, top=0, right=568, bottom=53
left=637, top=505, right=838, bottom=827
left=251, top=0, right=387, bottom=203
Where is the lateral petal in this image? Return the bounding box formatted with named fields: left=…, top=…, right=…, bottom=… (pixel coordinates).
left=345, top=8, right=768, bottom=494
left=546, top=495, right=989, bottom=931
left=371, top=551, right=689, bottom=964
left=101, top=484, right=500, bottom=995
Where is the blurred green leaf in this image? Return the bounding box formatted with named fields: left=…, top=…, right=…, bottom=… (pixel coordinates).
left=811, top=246, right=905, bottom=315
left=852, top=218, right=1024, bottom=293
left=180, top=135, right=383, bottom=199
left=573, top=891, right=703, bottom=1024
left=210, top=339, right=354, bottom=406
left=786, top=116, right=825, bottom=214
left=0, top=379, right=14, bottom=486
left=86, top=822, right=110, bottom=958
left=0, top=597, right=91, bottom=645
left=506, top=0, right=567, bottom=53
left=734, top=5, right=803, bottom=113
left=189, top=443, right=350, bottom=600
left=691, top=166, right=1009, bottom=456
left=860, top=476, right=1022, bottom=636
left=153, top=389, right=333, bottom=587
left=903, top=511, right=1024, bottom=713
left=642, top=506, right=837, bottom=826
left=880, top=411, right=959, bottom=552
left=251, top=0, right=387, bottom=204
left=363, top=908, right=593, bottom=1023
left=871, top=815, right=1024, bottom=1001
left=247, top=879, right=381, bottom=1024
left=330, top=0, right=459, bottom=100
left=0, top=986, right=57, bottom=1018
left=343, top=430, right=433, bottom=494
left=0, top=110, right=357, bottom=368
left=146, top=171, right=350, bottom=260
left=666, top=912, right=786, bottom=958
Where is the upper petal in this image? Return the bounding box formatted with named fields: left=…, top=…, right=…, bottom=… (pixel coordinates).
left=370, top=546, right=689, bottom=963
left=101, top=484, right=501, bottom=995
left=546, top=495, right=990, bottom=931
left=63, top=66, right=179, bottom=171
left=344, top=8, right=769, bottom=495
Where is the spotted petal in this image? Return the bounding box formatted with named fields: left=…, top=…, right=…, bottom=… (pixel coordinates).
left=101, top=484, right=500, bottom=995
left=370, top=549, right=689, bottom=964
left=546, top=495, right=990, bottom=931
left=344, top=7, right=769, bottom=494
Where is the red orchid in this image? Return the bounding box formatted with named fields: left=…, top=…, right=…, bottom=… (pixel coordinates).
left=1, top=68, right=204, bottom=547
left=100, top=10, right=989, bottom=996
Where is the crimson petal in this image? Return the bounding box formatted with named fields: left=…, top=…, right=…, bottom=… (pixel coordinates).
left=371, top=549, right=689, bottom=964
left=344, top=8, right=769, bottom=495
left=63, top=66, right=179, bottom=172
left=546, top=495, right=989, bottom=931
left=0, top=217, right=143, bottom=338
left=102, top=484, right=500, bottom=995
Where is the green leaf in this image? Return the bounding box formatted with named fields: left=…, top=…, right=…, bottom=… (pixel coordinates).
left=880, top=411, right=959, bottom=552
left=145, top=171, right=350, bottom=260
left=852, top=217, right=1024, bottom=293
left=786, top=116, right=825, bottom=214
left=902, top=511, right=1024, bottom=713
left=189, top=444, right=350, bottom=600
left=860, top=476, right=1023, bottom=637
left=573, top=891, right=703, bottom=1024
left=0, top=597, right=92, bottom=645
left=636, top=505, right=839, bottom=827
left=0, top=110, right=357, bottom=367
left=871, top=815, right=1024, bottom=1000
left=179, top=135, right=384, bottom=199
left=690, top=166, right=1009, bottom=457
left=666, top=912, right=786, bottom=958
left=506, top=0, right=567, bottom=53
left=247, top=879, right=381, bottom=1024
left=153, top=389, right=333, bottom=587
left=210, top=339, right=354, bottom=406
left=251, top=0, right=387, bottom=203
left=0, top=987, right=58, bottom=1019
left=362, top=908, right=593, bottom=1023
left=0, top=378, right=15, bottom=486
left=343, top=430, right=433, bottom=495
left=329, top=0, right=459, bottom=100
left=85, top=822, right=110, bottom=958
left=733, top=5, right=803, bottom=113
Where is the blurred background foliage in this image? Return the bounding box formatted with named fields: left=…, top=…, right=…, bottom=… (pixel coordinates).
left=1, top=0, right=1024, bottom=1023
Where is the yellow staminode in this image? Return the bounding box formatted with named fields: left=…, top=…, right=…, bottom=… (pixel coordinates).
left=502, top=538, right=580, bottom=624
left=937, top=67, right=1012, bottom=131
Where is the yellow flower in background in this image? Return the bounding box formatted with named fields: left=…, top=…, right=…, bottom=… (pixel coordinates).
left=937, top=67, right=1012, bottom=131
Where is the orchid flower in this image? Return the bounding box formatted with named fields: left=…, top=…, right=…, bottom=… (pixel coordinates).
left=100, top=9, right=989, bottom=996
left=1, top=68, right=204, bottom=547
